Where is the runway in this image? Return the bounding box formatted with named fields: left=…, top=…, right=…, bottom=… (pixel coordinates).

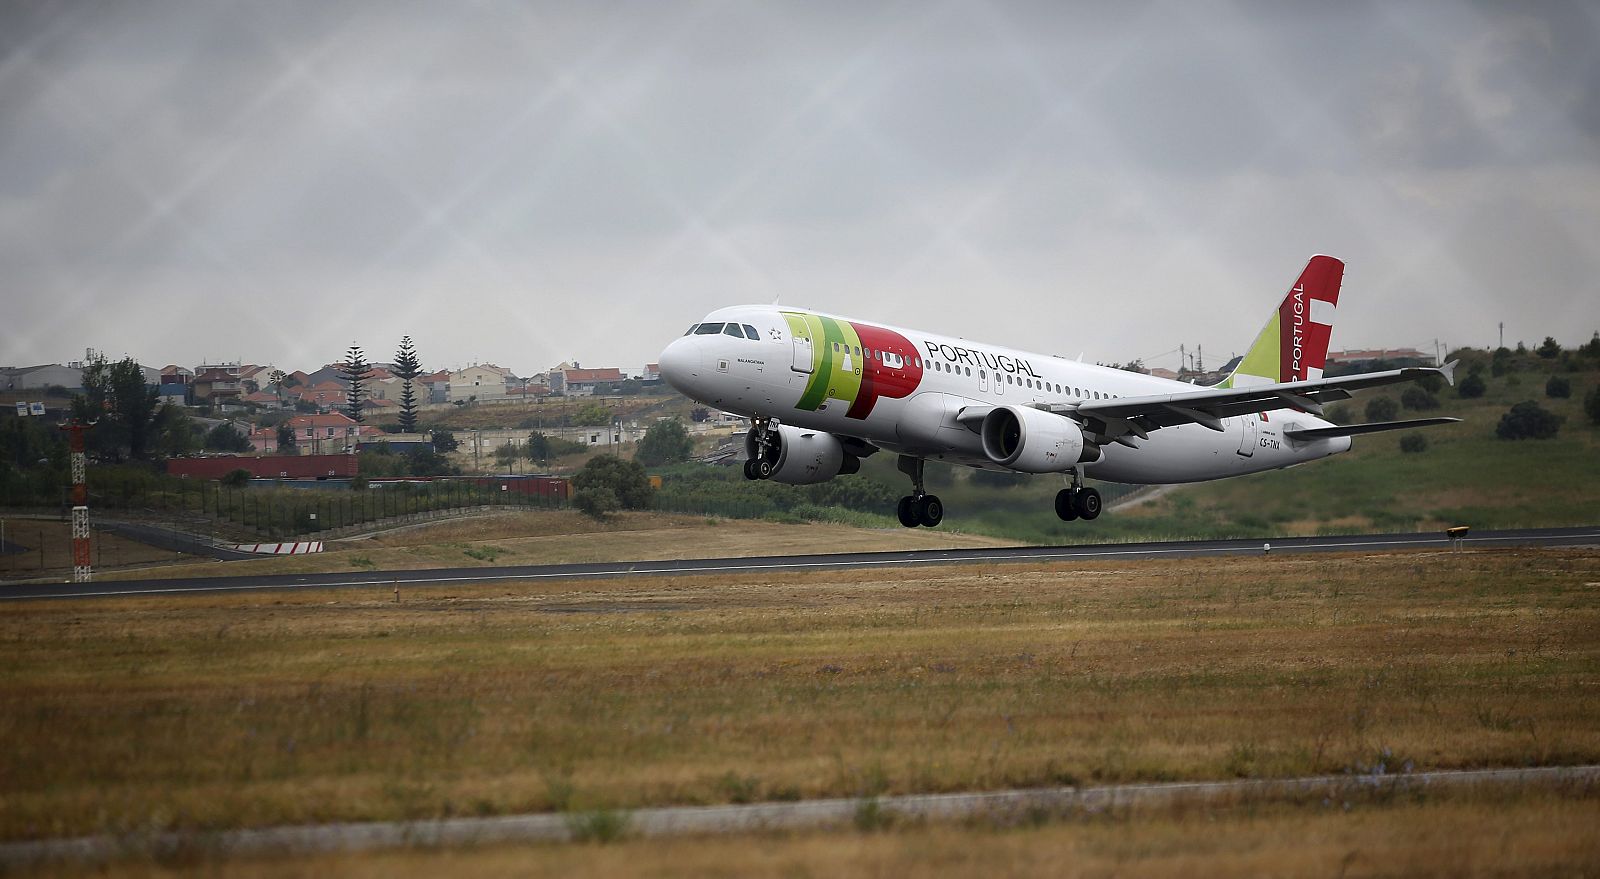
left=2, top=525, right=1595, bottom=601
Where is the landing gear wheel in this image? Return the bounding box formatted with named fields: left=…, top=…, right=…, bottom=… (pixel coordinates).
left=1074, top=487, right=1102, bottom=520
left=757, top=459, right=774, bottom=479
left=897, top=496, right=920, bottom=528
left=1055, top=488, right=1080, bottom=521
left=743, top=460, right=760, bottom=481
left=916, top=494, right=944, bottom=528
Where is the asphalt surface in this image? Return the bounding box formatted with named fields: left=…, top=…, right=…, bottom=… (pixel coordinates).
left=2, top=526, right=1595, bottom=601
left=3, top=764, right=1595, bottom=865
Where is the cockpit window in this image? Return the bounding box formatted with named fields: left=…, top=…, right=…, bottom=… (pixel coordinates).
left=684, top=324, right=698, bottom=336
left=723, top=324, right=745, bottom=338
left=694, top=322, right=725, bottom=335
left=742, top=324, right=759, bottom=339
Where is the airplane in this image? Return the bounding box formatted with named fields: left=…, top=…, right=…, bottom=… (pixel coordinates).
left=657, top=255, right=1459, bottom=528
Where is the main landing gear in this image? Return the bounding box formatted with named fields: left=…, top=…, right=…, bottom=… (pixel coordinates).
left=896, top=455, right=943, bottom=528
left=744, top=418, right=776, bottom=480
left=1055, top=467, right=1101, bottom=522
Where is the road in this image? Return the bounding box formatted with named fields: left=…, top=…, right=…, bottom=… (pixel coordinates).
left=2, top=525, right=1595, bottom=601
left=3, top=764, right=1595, bottom=866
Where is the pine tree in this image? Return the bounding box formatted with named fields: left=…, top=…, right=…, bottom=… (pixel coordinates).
left=339, top=343, right=372, bottom=423
left=393, top=336, right=422, bottom=433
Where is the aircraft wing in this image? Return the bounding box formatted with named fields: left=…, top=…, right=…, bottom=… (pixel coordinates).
left=1069, top=361, right=1458, bottom=440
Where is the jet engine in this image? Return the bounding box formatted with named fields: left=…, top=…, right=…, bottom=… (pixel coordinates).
left=746, top=424, right=861, bottom=485
left=980, top=405, right=1097, bottom=473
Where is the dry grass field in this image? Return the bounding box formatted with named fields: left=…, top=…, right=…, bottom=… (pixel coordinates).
left=83, top=510, right=1015, bottom=581
left=3, top=545, right=1596, bottom=859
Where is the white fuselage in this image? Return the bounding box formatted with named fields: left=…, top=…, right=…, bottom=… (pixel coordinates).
left=658, top=305, right=1350, bottom=484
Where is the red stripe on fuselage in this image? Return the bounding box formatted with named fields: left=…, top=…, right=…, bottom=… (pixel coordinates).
left=846, top=322, right=924, bottom=419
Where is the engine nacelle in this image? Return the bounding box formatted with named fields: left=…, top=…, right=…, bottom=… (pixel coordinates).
left=980, top=405, right=1095, bottom=473
left=746, top=425, right=861, bottom=485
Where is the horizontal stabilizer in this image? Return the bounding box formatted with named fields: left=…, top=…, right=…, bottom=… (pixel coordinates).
left=1284, top=417, right=1460, bottom=440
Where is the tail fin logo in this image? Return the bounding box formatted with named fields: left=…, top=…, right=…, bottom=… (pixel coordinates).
left=1225, top=255, right=1343, bottom=388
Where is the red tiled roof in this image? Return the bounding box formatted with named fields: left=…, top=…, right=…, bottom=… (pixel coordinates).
left=562, top=367, right=624, bottom=382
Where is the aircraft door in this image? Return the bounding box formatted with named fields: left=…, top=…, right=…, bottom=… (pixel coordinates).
left=980, top=369, right=990, bottom=393
left=791, top=333, right=813, bottom=374
left=1236, top=415, right=1257, bottom=457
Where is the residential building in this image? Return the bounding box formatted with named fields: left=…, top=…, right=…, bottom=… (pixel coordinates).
left=283, top=412, right=382, bottom=455
left=560, top=366, right=625, bottom=396
left=448, top=363, right=514, bottom=402
left=418, top=370, right=451, bottom=404
left=192, top=368, right=243, bottom=402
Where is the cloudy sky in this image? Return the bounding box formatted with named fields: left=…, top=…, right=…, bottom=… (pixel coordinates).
left=2, top=1, right=1597, bottom=377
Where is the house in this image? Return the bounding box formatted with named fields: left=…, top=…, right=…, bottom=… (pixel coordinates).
left=293, top=381, right=348, bottom=410
left=282, top=412, right=383, bottom=454
left=642, top=363, right=661, bottom=382
left=448, top=364, right=514, bottom=402
left=418, top=370, right=451, bottom=404
left=192, top=368, right=243, bottom=402
left=560, top=366, right=625, bottom=396
left=241, top=390, right=286, bottom=409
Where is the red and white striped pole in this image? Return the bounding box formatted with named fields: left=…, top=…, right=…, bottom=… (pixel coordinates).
left=60, top=422, right=92, bottom=583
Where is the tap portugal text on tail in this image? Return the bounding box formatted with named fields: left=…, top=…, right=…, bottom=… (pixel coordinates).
left=658, top=255, right=1458, bottom=528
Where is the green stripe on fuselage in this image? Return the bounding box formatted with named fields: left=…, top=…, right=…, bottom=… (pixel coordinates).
left=785, top=311, right=861, bottom=411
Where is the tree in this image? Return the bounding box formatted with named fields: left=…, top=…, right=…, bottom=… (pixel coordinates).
left=636, top=418, right=694, bottom=466
left=393, top=336, right=422, bottom=433
left=1364, top=396, right=1399, bottom=423
left=571, top=455, right=652, bottom=517
left=1545, top=375, right=1571, bottom=398
left=494, top=441, right=520, bottom=473
left=204, top=422, right=252, bottom=453
left=1491, top=347, right=1514, bottom=377
left=1495, top=401, right=1563, bottom=440
left=405, top=448, right=456, bottom=477
left=1399, top=433, right=1429, bottom=454
left=432, top=430, right=459, bottom=453
left=1400, top=386, right=1440, bottom=411
left=339, top=343, right=372, bottom=423
left=1536, top=337, right=1562, bottom=359
left=74, top=355, right=162, bottom=462
left=276, top=423, right=297, bottom=453
left=1585, top=385, right=1600, bottom=425
left=1457, top=373, right=1487, bottom=399
left=573, top=485, right=619, bottom=519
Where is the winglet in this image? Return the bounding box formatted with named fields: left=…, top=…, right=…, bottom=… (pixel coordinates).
left=1439, top=359, right=1458, bottom=386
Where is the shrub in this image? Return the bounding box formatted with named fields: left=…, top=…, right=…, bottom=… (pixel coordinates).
left=1326, top=403, right=1353, bottom=424
left=572, top=455, right=653, bottom=517
left=1585, top=385, right=1600, bottom=425
left=1400, top=386, right=1439, bottom=411
left=1364, top=396, right=1399, bottom=423
left=1457, top=373, right=1486, bottom=399
left=1536, top=336, right=1562, bottom=359
left=1399, top=433, right=1429, bottom=454
left=432, top=430, right=459, bottom=453
left=574, top=486, right=619, bottom=519
left=1415, top=373, right=1444, bottom=394
left=1545, top=375, right=1571, bottom=398
left=1495, top=401, right=1563, bottom=440
left=220, top=468, right=252, bottom=488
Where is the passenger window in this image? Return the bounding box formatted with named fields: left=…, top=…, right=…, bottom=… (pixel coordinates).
left=742, top=324, right=759, bottom=338
left=724, top=324, right=744, bottom=337
left=695, top=322, right=724, bottom=335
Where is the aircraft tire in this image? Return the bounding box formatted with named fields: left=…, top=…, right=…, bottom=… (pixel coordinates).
left=1075, top=487, right=1102, bottom=520
left=1055, top=488, right=1080, bottom=521
left=917, top=494, right=944, bottom=528
left=897, top=496, right=920, bottom=528
left=743, top=460, right=760, bottom=480
left=757, top=459, right=774, bottom=479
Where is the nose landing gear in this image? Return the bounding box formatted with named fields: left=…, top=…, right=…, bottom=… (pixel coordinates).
left=895, top=455, right=943, bottom=528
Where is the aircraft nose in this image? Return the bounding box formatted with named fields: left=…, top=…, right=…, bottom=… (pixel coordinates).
left=658, top=336, right=703, bottom=395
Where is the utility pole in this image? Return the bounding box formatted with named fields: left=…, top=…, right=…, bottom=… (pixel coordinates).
left=1499, top=322, right=1505, bottom=349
